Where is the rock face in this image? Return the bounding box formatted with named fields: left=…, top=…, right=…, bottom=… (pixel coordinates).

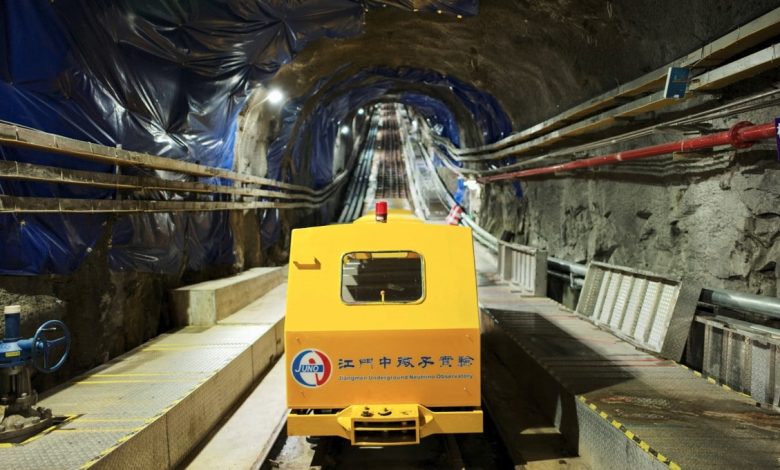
left=482, top=143, right=780, bottom=297
left=272, top=1, right=780, bottom=136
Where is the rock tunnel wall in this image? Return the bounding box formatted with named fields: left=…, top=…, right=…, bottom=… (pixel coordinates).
left=270, top=1, right=779, bottom=131
left=479, top=105, right=780, bottom=297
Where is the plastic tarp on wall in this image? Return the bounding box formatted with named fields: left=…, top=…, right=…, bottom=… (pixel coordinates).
left=261, top=67, right=512, bottom=247
left=266, top=66, right=512, bottom=190
left=0, top=0, right=485, bottom=275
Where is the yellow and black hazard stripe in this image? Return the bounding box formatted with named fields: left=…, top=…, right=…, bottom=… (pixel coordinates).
left=677, top=364, right=752, bottom=399
left=578, top=395, right=683, bottom=470
left=79, top=377, right=208, bottom=469
left=0, top=415, right=78, bottom=449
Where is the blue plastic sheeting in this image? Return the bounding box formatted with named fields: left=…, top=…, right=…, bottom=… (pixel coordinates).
left=107, top=211, right=235, bottom=274
left=266, top=66, right=512, bottom=193
left=512, top=181, right=524, bottom=198
left=400, top=93, right=461, bottom=147
left=0, top=0, right=482, bottom=275
left=260, top=209, right=282, bottom=253
left=453, top=178, right=467, bottom=205
left=0, top=3, right=114, bottom=275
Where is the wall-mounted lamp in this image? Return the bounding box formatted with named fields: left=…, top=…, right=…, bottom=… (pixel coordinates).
left=267, top=89, right=284, bottom=105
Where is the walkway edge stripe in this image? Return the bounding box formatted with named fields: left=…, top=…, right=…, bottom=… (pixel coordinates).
left=578, top=395, right=683, bottom=469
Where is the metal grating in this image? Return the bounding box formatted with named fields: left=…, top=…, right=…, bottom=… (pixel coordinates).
left=1, top=288, right=286, bottom=469
left=699, top=315, right=780, bottom=408
left=497, top=242, right=547, bottom=297
left=576, top=262, right=700, bottom=361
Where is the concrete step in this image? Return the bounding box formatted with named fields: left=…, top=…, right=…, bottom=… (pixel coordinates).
left=172, top=267, right=284, bottom=326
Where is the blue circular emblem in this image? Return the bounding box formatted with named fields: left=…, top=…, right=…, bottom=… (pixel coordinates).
left=291, top=349, right=332, bottom=388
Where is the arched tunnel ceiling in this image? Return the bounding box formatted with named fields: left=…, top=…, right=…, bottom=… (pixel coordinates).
left=1, top=0, right=779, bottom=276
left=270, top=0, right=780, bottom=137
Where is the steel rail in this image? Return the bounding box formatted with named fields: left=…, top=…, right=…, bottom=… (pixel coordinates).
left=338, top=109, right=379, bottom=222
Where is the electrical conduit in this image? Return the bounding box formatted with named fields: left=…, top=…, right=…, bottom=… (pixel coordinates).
left=478, top=121, right=777, bottom=182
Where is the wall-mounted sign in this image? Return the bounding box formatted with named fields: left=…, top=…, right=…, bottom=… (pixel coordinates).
left=775, top=117, right=780, bottom=161
left=663, top=67, right=690, bottom=99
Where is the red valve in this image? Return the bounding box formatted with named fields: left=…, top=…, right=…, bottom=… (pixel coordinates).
left=375, top=201, right=388, bottom=223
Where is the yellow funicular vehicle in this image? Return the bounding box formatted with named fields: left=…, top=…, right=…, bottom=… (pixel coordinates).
left=285, top=204, right=482, bottom=446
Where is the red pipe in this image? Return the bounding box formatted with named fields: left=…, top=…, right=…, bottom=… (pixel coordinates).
left=478, top=121, right=777, bottom=182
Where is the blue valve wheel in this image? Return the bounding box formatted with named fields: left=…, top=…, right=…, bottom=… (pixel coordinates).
left=32, top=320, right=71, bottom=373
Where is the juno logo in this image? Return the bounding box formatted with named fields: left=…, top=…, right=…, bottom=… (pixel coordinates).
left=291, top=349, right=332, bottom=388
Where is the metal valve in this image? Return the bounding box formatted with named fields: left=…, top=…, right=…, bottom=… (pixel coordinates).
left=0, top=305, right=71, bottom=442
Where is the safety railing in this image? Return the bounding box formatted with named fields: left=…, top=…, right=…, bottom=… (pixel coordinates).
left=694, top=315, right=780, bottom=408
left=497, top=242, right=547, bottom=297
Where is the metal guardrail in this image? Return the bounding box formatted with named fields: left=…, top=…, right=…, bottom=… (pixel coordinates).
left=700, top=288, right=780, bottom=321
left=548, top=258, right=780, bottom=322
left=460, top=214, right=498, bottom=252
left=497, top=242, right=547, bottom=297
left=696, top=315, right=780, bottom=407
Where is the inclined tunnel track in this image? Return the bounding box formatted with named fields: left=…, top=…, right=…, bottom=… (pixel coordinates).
left=258, top=105, right=523, bottom=469
left=372, top=110, right=409, bottom=202
left=339, top=104, right=412, bottom=223
left=337, top=109, right=379, bottom=223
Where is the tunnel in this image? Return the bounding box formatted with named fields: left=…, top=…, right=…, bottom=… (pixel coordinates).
left=1, top=1, right=780, bottom=468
